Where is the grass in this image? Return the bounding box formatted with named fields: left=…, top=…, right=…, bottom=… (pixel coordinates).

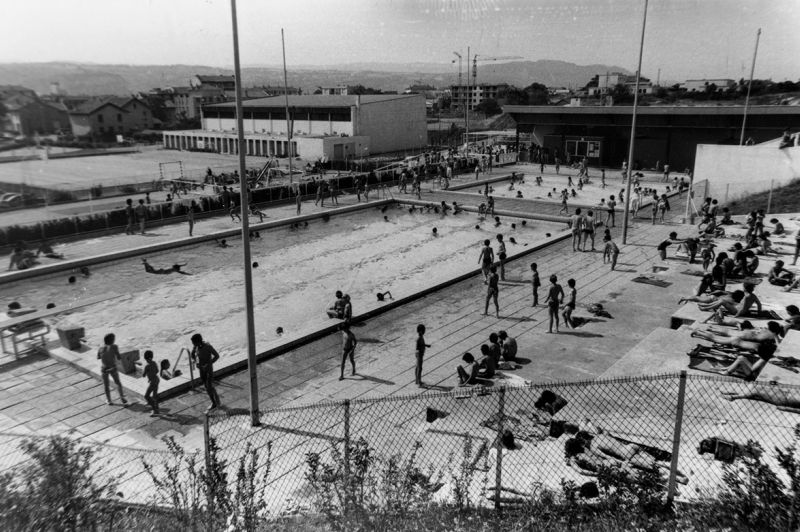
left=727, top=178, right=800, bottom=215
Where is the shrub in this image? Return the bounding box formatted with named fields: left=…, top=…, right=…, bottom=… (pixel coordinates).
left=76, top=213, right=108, bottom=233
left=46, top=189, right=78, bottom=204
left=0, top=436, right=119, bottom=532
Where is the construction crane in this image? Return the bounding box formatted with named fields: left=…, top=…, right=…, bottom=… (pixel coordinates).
left=452, top=52, right=462, bottom=87
left=472, top=55, right=523, bottom=86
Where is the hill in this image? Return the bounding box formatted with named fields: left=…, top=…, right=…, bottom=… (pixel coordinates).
left=0, top=60, right=631, bottom=96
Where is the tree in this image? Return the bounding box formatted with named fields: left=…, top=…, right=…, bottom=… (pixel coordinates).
left=474, top=98, right=501, bottom=117
left=609, top=83, right=633, bottom=104
left=498, top=86, right=528, bottom=105
left=144, top=94, right=167, bottom=122
left=524, top=82, right=550, bottom=105
left=351, top=85, right=383, bottom=95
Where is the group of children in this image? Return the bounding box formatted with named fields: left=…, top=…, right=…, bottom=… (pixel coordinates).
left=7, top=238, right=64, bottom=271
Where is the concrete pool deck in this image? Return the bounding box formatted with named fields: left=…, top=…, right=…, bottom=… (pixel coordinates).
left=0, top=203, right=704, bottom=452
left=1, top=175, right=796, bottom=463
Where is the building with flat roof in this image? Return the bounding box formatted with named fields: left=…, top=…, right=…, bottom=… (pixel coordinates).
left=162, top=94, right=426, bottom=160
left=320, top=85, right=359, bottom=96
left=503, top=104, right=800, bottom=170
left=450, top=83, right=508, bottom=111
left=681, top=79, right=736, bottom=92
left=587, top=72, right=653, bottom=97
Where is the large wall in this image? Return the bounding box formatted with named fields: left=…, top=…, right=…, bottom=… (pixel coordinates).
left=356, top=95, right=426, bottom=155
left=694, top=143, right=800, bottom=205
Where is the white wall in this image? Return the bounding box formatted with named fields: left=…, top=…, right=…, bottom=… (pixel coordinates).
left=694, top=143, right=800, bottom=205
left=357, top=95, right=426, bottom=155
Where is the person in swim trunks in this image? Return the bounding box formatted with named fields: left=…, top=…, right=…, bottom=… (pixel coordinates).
left=484, top=266, right=500, bottom=318
left=478, top=239, right=494, bottom=284
left=562, top=278, right=577, bottom=328
left=97, top=333, right=128, bottom=405
left=544, top=274, right=565, bottom=333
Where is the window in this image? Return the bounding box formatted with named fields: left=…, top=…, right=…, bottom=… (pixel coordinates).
left=118, top=126, right=123, bottom=132
left=97, top=114, right=104, bottom=123
left=117, top=113, right=123, bottom=122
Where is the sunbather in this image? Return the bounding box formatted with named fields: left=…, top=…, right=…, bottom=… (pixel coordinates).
left=691, top=321, right=782, bottom=352
left=721, top=383, right=800, bottom=414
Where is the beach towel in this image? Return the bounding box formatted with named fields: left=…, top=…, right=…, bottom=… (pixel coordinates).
left=587, top=303, right=613, bottom=319
left=688, top=355, right=750, bottom=379
left=632, top=276, right=672, bottom=288
left=681, top=270, right=706, bottom=277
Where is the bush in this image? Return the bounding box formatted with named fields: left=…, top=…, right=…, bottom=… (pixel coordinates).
left=76, top=213, right=108, bottom=233
left=120, top=185, right=138, bottom=194
left=46, top=189, right=78, bottom=204
left=0, top=436, right=119, bottom=531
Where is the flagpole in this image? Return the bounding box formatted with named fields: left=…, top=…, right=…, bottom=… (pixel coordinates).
left=621, top=0, right=648, bottom=245
left=739, top=28, right=761, bottom=146
left=230, top=0, right=260, bottom=426
left=281, top=29, right=294, bottom=184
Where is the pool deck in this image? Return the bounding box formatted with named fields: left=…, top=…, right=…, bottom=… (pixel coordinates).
left=0, top=177, right=797, bottom=457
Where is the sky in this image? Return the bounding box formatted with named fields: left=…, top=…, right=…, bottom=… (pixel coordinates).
left=3, top=0, right=799, bottom=83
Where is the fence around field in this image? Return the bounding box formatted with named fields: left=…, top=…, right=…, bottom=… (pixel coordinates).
left=207, top=372, right=800, bottom=516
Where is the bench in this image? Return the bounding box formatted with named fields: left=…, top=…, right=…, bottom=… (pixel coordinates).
left=0, top=294, right=121, bottom=357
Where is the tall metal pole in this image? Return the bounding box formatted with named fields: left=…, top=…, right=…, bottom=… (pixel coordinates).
left=739, top=28, right=761, bottom=146
left=281, top=29, right=294, bottom=184
left=621, top=0, right=648, bottom=245
left=465, top=47, right=470, bottom=153
left=230, top=0, right=260, bottom=426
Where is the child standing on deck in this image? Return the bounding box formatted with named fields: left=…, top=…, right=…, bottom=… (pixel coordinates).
left=142, top=350, right=160, bottom=416
left=415, top=324, right=431, bottom=387
left=603, top=235, right=620, bottom=270
left=531, top=263, right=541, bottom=307
left=562, top=279, right=577, bottom=329
left=543, top=275, right=565, bottom=333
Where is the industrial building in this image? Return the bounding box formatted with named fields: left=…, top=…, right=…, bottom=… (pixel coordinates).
left=503, top=104, right=800, bottom=170
left=450, top=83, right=509, bottom=111
left=162, top=94, right=427, bottom=160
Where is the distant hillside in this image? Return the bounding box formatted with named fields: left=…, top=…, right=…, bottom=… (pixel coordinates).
left=0, top=60, right=631, bottom=96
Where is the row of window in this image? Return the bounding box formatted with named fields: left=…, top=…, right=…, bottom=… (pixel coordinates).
left=97, top=111, right=150, bottom=122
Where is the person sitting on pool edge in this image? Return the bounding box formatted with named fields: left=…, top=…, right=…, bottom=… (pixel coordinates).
left=498, top=331, right=517, bottom=362
left=456, top=352, right=479, bottom=386
left=326, top=293, right=344, bottom=319
left=36, top=238, right=64, bottom=259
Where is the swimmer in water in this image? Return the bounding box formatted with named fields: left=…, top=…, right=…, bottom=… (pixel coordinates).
left=432, top=228, right=438, bottom=236
left=494, top=216, right=502, bottom=228
left=142, top=259, right=191, bottom=275
left=376, top=291, right=393, bottom=302
left=81, top=266, right=90, bottom=276
left=215, top=239, right=229, bottom=248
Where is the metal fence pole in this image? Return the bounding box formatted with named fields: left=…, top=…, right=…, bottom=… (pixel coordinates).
left=724, top=184, right=729, bottom=206
left=494, top=387, right=505, bottom=515
left=343, top=399, right=351, bottom=514
left=667, top=371, right=687, bottom=504
left=203, top=413, right=214, bottom=532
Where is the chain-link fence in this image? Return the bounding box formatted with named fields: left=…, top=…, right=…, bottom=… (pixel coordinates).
left=208, top=372, right=800, bottom=517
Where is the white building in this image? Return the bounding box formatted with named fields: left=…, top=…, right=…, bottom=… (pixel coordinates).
left=162, top=94, right=427, bottom=160
left=450, top=83, right=509, bottom=111
left=681, top=79, right=735, bottom=92
left=587, top=72, right=653, bottom=96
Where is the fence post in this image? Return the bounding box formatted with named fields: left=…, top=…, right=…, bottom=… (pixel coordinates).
left=494, top=387, right=505, bottom=515
left=73, top=215, right=79, bottom=236
left=343, top=399, right=351, bottom=514
left=667, top=371, right=688, bottom=504
left=724, top=183, right=730, bottom=206
left=203, top=413, right=214, bottom=531
left=104, top=212, right=109, bottom=231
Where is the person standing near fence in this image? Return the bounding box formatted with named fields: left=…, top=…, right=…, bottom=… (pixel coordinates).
left=339, top=323, right=357, bottom=381
left=124, top=198, right=134, bottom=235
left=415, top=324, right=431, bottom=387
left=135, top=199, right=147, bottom=235
left=190, top=333, right=221, bottom=411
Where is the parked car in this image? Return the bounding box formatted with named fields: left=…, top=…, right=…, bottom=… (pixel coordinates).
left=0, top=193, right=45, bottom=208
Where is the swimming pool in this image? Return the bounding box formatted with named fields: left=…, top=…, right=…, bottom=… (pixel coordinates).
left=467, top=174, right=675, bottom=210
left=3, top=206, right=558, bottom=375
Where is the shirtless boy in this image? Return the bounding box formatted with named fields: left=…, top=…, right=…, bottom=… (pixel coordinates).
left=478, top=239, right=494, bottom=284
left=544, top=274, right=565, bottom=333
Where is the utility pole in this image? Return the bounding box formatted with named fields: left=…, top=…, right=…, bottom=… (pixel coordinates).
left=740, top=28, right=761, bottom=146
left=229, top=0, right=259, bottom=426
left=465, top=47, right=470, bottom=153
left=621, top=0, right=649, bottom=245
left=281, top=29, right=293, bottom=183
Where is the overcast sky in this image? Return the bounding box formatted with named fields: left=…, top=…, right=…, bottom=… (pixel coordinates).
left=3, top=0, right=799, bottom=82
